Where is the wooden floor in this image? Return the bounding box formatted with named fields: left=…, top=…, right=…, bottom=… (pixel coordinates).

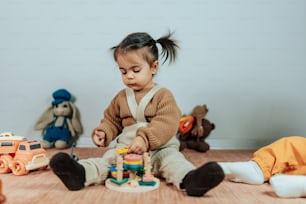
left=1, top=148, right=305, bottom=204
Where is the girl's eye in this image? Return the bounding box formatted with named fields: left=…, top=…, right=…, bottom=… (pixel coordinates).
left=63, top=104, right=68, bottom=108
left=133, top=69, right=140, bottom=73
left=120, top=69, right=127, bottom=75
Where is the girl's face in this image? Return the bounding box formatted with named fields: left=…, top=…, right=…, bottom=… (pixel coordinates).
left=116, top=49, right=158, bottom=91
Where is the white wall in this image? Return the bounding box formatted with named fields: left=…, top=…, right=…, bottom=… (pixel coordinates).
left=1, top=0, right=306, bottom=149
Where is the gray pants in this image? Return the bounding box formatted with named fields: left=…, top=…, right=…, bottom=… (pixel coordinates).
left=79, top=124, right=195, bottom=190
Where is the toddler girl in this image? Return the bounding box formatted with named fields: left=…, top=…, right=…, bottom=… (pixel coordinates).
left=50, top=32, right=224, bottom=197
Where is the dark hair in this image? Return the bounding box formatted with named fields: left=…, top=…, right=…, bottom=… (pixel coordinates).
left=111, top=32, right=178, bottom=65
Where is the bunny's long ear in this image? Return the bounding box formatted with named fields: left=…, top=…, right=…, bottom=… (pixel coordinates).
left=70, top=102, right=83, bottom=135
left=34, top=106, right=54, bottom=131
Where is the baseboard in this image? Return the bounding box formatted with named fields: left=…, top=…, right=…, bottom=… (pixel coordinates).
left=205, top=138, right=274, bottom=150
left=28, top=135, right=275, bottom=150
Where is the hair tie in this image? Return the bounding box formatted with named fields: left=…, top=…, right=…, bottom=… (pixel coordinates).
left=149, top=39, right=157, bottom=45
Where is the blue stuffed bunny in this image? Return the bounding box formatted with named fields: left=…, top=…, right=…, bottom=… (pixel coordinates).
left=35, top=89, right=83, bottom=149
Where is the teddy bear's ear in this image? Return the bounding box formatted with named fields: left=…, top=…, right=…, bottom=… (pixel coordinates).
left=211, top=123, right=215, bottom=130
left=192, top=105, right=208, bottom=117
left=203, top=104, right=208, bottom=112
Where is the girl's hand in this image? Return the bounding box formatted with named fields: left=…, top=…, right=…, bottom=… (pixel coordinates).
left=128, top=136, right=147, bottom=155
left=93, top=130, right=106, bottom=147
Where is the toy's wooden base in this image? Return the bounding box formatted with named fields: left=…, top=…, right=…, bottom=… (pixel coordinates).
left=105, top=178, right=160, bottom=192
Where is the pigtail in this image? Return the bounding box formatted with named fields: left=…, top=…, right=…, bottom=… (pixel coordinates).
left=156, top=32, right=179, bottom=64
left=111, top=31, right=179, bottom=65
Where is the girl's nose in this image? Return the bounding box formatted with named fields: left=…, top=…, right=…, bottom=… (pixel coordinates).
left=126, top=71, right=134, bottom=79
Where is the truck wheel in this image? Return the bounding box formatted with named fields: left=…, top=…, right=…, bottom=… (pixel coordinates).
left=0, top=157, right=11, bottom=173
left=11, top=160, right=28, bottom=176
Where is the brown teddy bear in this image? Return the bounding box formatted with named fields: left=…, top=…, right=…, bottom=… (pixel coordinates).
left=177, top=104, right=215, bottom=152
